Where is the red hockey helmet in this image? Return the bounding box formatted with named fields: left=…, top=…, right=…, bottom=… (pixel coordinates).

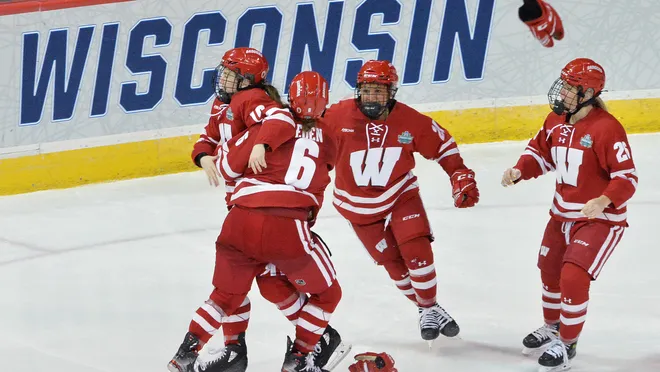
left=214, top=47, right=269, bottom=103
left=357, top=60, right=399, bottom=87
left=220, top=47, right=269, bottom=84
left=288, top=71, right=329, bottom=120
left=560, top=58, right=606, bottom=95
left=355, top=60, right=399, bottom=119
left=548, top=58, right=606, bottom=115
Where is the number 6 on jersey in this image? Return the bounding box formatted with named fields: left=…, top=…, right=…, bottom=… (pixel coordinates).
left=285, top=138, right=320, bottom=189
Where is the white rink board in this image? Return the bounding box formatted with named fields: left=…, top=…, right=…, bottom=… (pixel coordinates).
left=3, top=0, right=660, bottom=148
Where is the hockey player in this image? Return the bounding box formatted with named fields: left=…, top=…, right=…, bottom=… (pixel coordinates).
left=502, top=58, right=638, bottom=371
left=173, top=71, right=343, bottom=372
left=519, top=0, right=564, bottom=47
left=192, top=46, right=294, bottom=190
left=324, top=60, right=480, bottom=342
left=170, top=50, right=343, bottom=371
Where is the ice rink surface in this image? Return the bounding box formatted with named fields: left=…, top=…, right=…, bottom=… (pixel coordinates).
left=1, top=134, right=659, bottom=372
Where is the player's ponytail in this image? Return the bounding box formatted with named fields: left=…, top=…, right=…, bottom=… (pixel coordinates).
left=262, top=84, right=287, bottom=108
left=593, top=97, right=608, bottom=112
left=300, top=118, right=316, bottom=133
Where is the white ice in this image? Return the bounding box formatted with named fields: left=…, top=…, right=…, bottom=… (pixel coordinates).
left=1, top=134, right=660, bottom=372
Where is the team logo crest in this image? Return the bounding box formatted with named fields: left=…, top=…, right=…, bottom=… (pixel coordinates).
left=398, top=131, right=413, bottom=144
left=226, top=108, right=234, bottom=120
left=580, top=134, right=593, bottom=148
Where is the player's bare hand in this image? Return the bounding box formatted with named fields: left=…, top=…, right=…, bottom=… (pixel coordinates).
left=581, top=195, right=611, bottom=219
left=200, top=155, right=221, bottom=187
left=501, top=168, right=521, bottom=187
left=249, top=144, right=267, bottom=174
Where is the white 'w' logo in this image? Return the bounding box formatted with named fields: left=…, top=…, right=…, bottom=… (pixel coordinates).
left=350, top=147, right=402, bottom=187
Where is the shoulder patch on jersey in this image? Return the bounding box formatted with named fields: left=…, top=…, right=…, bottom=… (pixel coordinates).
left=580, top=134, right=593, bottom=148
left=226, top=108, right=234, bottom=120
left=398, top=131, right=414, bottom=144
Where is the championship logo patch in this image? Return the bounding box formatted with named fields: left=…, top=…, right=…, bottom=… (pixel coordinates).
left=226, top=108, right=234, bottom=120
left=580, top=134, right=593, bottom=148
left=398, top=131, right=413, bottom=144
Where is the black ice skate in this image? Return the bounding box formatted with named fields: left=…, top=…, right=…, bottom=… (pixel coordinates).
left=418, top=303, right=460, bottom=342
left=537, top=339, right=577, bottom=372
left=282, top=336, right=328, bottom=372
left=312, top=325, right=351, bottom=371
left=168, top=332, right=201, bottom=372
left=192, top=332, right=248, bottom=372
left=522, top=323, right=560, bottom=355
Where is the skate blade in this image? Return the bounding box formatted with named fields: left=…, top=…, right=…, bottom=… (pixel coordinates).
left=426, top=334, right=463, bottom=350
left=325, top=342, right=352, bottom=371
left=538, top=362, right=571, bottom=372
left=167, top=361, right=185, bottom=372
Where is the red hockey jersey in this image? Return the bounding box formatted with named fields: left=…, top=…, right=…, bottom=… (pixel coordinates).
left=325, top=99, right=468, bottom=225
left=214, top=120, right=337, bottom=218
left=191, top=89, right=296, bottom=205
left=191, top=99, right=234, bottom=162
left=192, top=89, right=296, bottom=160
left=514, top=108, right=638, bottom=226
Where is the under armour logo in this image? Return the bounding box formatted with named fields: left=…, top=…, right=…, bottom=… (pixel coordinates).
left=411, top=258, right=427, bottom=267
left=563, top=297, right=572, bottom=304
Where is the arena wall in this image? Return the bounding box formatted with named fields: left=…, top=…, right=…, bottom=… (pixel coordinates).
left=1, top=0, right=659, bottom=195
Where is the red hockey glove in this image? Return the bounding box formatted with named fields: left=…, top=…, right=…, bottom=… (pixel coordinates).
left=348, top=352, right=397, bottom=372
left=519, top=0, right=564, bottom=47
left=450, top=169, right=479, bottom=208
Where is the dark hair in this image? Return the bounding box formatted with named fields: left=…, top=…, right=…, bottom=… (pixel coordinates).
left=593, top=97, right=608, bottom=111
left=300, top=118, right=316, bottom=133
left=262, top=84, right=287, bottom=108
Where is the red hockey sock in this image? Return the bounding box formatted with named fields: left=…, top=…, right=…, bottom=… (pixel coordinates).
left=187, top=290, right=249, bottom=345
left=399, top=237, right=436, bottom=307
left=221, top=297, right=251, bottom=345
left=257, top=274, right=308, bottom=325
left=540, top=269, right=561, bottom=324
left=383, top=258, right=418, bottom=305
left=295, top=280, right=342, bottom=353
left=559, top=262, right=591, bottom=343
left=188, top=299, right=226, bottom=346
